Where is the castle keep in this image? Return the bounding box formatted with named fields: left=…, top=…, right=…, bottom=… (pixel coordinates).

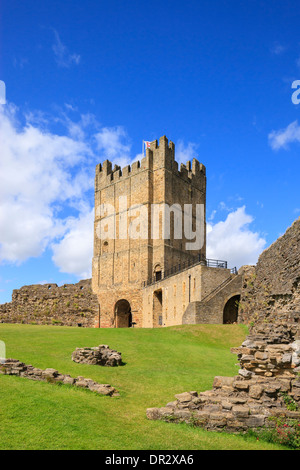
left=0, top=135, right=243, bottom=328
left=92, top=135, right=242, bottom=328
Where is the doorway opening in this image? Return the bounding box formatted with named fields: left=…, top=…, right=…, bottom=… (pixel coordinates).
left=153, top=289, right=163, bottom=327
left=114, top=299, right=132, bottom=328
left=223, top=295, right=240, bottom=324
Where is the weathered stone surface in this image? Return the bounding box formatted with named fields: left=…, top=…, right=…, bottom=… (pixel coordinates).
left=147, top=216, right=300, bottom=433
left=238, top=369, right=253, bottom=379
left=232, top=406, right=250, bottom=418
left=174, top=392, right=194, bottom=403
left=246, top=415, right=265, bottom=428
left=0, top=359, right=119, bottom=396
left=0, top=279, right=99, bottom=327
left=239, top=218, right=300, bottom=324
left=146, top=315, right=300, bottom=432
left=233, top=381, right=249, bottom=391
left=71, top=345, right=122, bottom=367
left=213, top=376, right=234, bottom=389
left=249, top=385, right=264, bottom=399
left=255, top=351, right=269, bottom=361
left=145, top=408, right=161, bottom=420
left=42, top=368, right=58, bottom=378
left=63, top=375, right=75, bottom=385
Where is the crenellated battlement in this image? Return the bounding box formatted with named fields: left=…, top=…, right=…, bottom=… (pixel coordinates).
left=177, top=159, right=206, bottom=190
left=95, top=135, right=206, bottom=191
left=95, top=154, right=151, bottom=190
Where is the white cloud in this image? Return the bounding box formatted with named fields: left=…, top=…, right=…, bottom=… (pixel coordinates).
left=50, top=123, right=141, bottom=278
left=94, top=125, right=143, bottom=170
left=175, top=139, right=199, bottom=165
left=0, top=104, right=143, bottom=278
left=0, top=104, right=92, bottom=264
left=95, top=126, right=131, bottom=161
left=52, top=30, right=81, bottom=68
left=268, top=120, right=300, bottom=150
left=1, top=105, right=265, bottom=281
left=51, top=209, right=94, bottom=278
left=206, top=206, right=266, bottom=268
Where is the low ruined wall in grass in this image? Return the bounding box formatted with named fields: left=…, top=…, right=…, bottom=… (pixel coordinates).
left=147, top=219, right=300, bottom=434
left=0, top=358, right=119, bottom=396
left=0, top=279, right=99, bottom=327
left=147, top=315, right=300, bottom=433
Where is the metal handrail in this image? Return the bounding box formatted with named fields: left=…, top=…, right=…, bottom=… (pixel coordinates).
left=143, top=255, right=237, bottom=287
left=200, top=274, right=238, bottom=304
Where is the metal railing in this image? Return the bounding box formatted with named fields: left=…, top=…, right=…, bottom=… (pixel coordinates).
left=143, top=255, right=237, bottom=287
left=200, top=274, right=237, bottom=304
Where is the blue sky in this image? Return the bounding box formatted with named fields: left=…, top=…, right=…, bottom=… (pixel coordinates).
left=0, top=0, right=300, bottom=303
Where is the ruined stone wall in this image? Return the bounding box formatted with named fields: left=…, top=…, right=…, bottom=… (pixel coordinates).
left=239, top=218, right=300, bottom=324
left=147, top=315, right=300, bottom=433
left=146, top=218, right=300, bottom=434
left=0, top=279, right=99, bottom=327
left=0, top=359, right=118, bottom=396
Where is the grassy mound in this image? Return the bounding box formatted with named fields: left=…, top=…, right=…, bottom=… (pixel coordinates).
left=0, top=323, right=286, bottom=450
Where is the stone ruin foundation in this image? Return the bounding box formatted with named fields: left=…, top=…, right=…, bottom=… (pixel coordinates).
left=0, top=359, right=119, bottom=396
left=147, top=218, right=300, bottom=434
left=146, top=313, right=300, bottom=433
left=72, top=345, right=122, bottom=367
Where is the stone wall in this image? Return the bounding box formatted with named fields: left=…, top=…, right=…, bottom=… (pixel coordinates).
left=239, top=218, right=300, bottom=324
left=146, top=217, right=300, bottom=434
left=0, top=359, right=119, bottom=396
left=146, top=314, right=300, bottom=433
left=0, top=279, right=99, bottom=327
left=72, top=345, right=122, bottom=366
left=142, top=264, right=234, bottom=327
left=182, top=272, right=242, bottom=325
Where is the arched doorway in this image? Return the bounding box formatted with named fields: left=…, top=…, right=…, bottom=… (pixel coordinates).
left=153, top=289, right=163, bottom=327
left=114, top=299, right=132, bottom=328
left=223, top=295, right=240, bottom=324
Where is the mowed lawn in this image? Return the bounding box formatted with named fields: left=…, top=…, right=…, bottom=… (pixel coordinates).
left=0, top=323, right=286, bottom=450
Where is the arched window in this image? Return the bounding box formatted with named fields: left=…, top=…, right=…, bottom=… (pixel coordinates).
left=154, top=264, right=162, bottom=282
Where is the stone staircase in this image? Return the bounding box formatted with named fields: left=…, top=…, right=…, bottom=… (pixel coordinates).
left=200, top=272, right=238, bottom=304
left=182, top=272, right=243, bottom=324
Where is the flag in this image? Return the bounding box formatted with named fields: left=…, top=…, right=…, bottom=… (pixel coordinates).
left=144, top=141, right=151, bottom=149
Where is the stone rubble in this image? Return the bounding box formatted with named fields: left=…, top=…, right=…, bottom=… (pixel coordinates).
left=146, top=315, right=300, bottom=432
left=71, top=345, right=123, bottom=367
left=0, top=358, right=119, bottom=396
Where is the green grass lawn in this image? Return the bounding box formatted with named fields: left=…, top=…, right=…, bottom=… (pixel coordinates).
left=0, top=323, right=287, bottom=450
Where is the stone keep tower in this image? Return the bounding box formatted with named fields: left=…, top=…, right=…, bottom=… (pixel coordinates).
left=92, top=135, right=206, bottom=328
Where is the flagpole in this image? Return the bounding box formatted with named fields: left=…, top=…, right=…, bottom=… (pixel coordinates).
left=142, top=140, right=144, bottom=157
